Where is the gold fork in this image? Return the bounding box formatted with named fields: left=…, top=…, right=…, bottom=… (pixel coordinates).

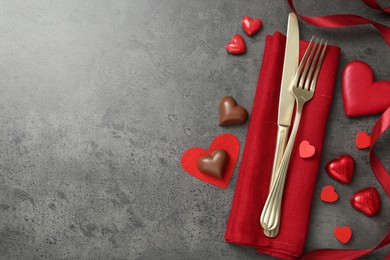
left=260, top=37, right=328, bottom=233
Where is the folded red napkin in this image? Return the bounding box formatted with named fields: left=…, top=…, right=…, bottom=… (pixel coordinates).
left=225, top=32, right=341, bottom=259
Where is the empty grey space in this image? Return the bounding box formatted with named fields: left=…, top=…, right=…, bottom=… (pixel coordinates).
left=0, top=0, right=389, bottom=259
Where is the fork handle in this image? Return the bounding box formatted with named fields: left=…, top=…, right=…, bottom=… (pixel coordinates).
left=260, top=100, right=303, bottom=231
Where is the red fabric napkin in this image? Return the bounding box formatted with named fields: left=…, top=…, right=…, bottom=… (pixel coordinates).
left=225, top=32, right=341, bottom=259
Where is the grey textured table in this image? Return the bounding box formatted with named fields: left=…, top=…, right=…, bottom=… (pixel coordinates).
left=0, top=0, right=389, bottom=259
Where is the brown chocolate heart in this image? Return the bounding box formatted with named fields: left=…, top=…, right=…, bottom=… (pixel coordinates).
left=219, top=96, right=248, bottom=126
left=197, top=149, right=228, bottom=179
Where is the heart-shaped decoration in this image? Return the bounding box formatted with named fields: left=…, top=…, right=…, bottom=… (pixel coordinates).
left=320, top=185, right=339, bottom=203
left=299, top=140, right=316, bottom=159
left=351, top=187, right=381, bottom=217
left=356, top=131, right=371, bottom=149
left=180, top=134, right=240, bottom=188
left=342, top=60, right=390, bottom=117
left=241, top=16, right=262, bottom=36
left=219, top=96, right=248, bottom=126
left=334, top=226, right=353, bottom=244
left=197, top=149, right=228, bottom=179
left=226, top=34, right=246, bottom=55
left=325, top=154, right=355, bottom=184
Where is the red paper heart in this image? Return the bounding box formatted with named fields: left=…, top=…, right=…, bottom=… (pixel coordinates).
left=320, top=185, right=338, bottom=203
left=325, top=154, right=355, bottom=184
left=226, top=34, right=246, bottom=55
left=241, top=16, right=262, bottom=36
left=180, top=134, right=240, bottom=188
left=351, top=187, right=381, bottom=217
left=342, top=60, right=390, bottom=117
left=299, top=140, right=316, bottom=159
left=356, top=131, right=371, bottom=149
left=334, top=226, right=353, bottom=244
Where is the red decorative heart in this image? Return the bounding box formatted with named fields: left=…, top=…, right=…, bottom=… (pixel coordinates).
left=226, top=34, right=246, bottom=55
left=356, top=131, right=371, bottom=149
left=325, top=155, right=355, bottom=184
left=299, top=140, right=316, bottom=159
left=180, top=134, right=240, bottom=188
left=334, top=226, right=353, bottom=244
left=342, top=60, right=390, bottom=117
left=241, top=16, right=262, bottom=36
left=320, top=185, right=338, bottom=203
left=351, top=187, right=381, bottom=217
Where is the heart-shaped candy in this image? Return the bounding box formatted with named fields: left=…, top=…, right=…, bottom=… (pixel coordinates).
left=226, top=34, right=246, bottom=55
left=241, top=16, right=262, bottom=36
left=299, top=140, right=316, bottom=159
left=325, top=155, right=355, bottom=184
left=219, top=96, right=248, bottom=126
left=342, top=60, right=390, bottom=117
left=320, top=185, right=338, bottom=203
left=197, top=149, right=228, bottom=179
left=180, top=134, right=240, bottom=188
left=351, top=187, right=381, bottom=217
left=334, top=226, right=352, bottom=244
left=356, top=131, right=371, bottom=149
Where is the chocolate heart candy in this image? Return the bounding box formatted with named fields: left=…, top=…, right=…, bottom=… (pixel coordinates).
left=197, top=149, right=228, bottom=179
left=325, top=155, right=355, bottom=184
left=219, top=96, right=248, bottom=126
left=350, top=187, right=381, bottom=217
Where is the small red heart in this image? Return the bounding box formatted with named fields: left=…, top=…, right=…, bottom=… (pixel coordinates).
left=320, top=185, right=339, bottom=203
left=351, top=187, right=381, bottom=217
left=342, top=60, right=390, bottom=117
left=299, top=140, right=315, bottom=159
left=180, top=134, right=240, bottom=188
left=356, top=131, right=371, bottom=149
left=226, top=34, right=246, bottom=55
left=241, top=16, right=262, bottom=36
left=325, top=155, right=355, bottom=184
left=334, top=226, right=353, bottom=244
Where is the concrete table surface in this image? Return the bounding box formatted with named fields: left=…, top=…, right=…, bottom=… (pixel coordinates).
left=0, top=0, right=389, bottom=259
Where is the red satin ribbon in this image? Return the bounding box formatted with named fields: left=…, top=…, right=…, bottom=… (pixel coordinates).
left=363, top=0, right=390, bottom=14
left=301, top=231, right=390, bottom=260
left=288, top=0, right=390, bottom=47
left=370, top=105, right=390, bottom=198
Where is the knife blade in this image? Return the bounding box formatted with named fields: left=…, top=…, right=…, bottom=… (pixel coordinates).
left=263, top=12, right=299, bottom=238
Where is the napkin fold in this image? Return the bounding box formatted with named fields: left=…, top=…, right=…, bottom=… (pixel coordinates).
left=225, top=32, right=341, bottom=259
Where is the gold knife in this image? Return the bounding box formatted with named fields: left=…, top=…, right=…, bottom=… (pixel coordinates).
left=263, top=12, right=299, bottom=238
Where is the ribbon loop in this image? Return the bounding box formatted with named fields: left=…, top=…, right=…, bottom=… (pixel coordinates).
left=288, top=0, right=390, bottom=47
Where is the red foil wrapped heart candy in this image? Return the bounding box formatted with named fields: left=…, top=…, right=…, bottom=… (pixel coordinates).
left=325, top=155, right=355, bottom=184
left=350, top=187, right=381, bottom=217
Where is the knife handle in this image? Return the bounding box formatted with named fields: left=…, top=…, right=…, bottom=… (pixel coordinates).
left=263, top=126, right=289, bottom=237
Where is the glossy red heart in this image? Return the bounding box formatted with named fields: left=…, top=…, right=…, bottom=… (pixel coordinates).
left=325, top=155, right=355, bottom=184
left=356, top=131, right=371, bottom=149
left=350, top=187, right=381, bottom=217
left=241, top=16, right=262, bottom=36
left=226, top=34, right=246, bottom=55
left=342, top=60, right=390, bottom=117
left=299, top=140, right=316, bottom=159
left=320, top=185, right=338, bottom=203
left=334, top=226, right=352, bottom=244
left=180, top=134, right=240, bottom=188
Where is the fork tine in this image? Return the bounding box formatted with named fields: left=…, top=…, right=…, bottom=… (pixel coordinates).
left=304, top=39, right=323, bottom=90
left=310, top=41, right=328, bottom=92
left=299, top=38, right=319, bottom=89
left=292, top=36, right=315, bottom=88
